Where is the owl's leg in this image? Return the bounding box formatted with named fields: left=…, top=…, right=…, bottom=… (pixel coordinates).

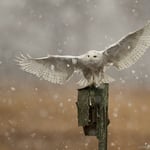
left=78, top=70, right=93, bottom=87
left=84, top=70, right=94, bottom=86
left=101, top=71, right=105, bottom=82
left=86, top=75, right=94, bottom=86
left=97, top=68, right=104, bottom=82
left=91, top=70, right=103, bottom=87
left=95, top=69, right=105, bottom=86
left=93, top=74, right=100, bottom=87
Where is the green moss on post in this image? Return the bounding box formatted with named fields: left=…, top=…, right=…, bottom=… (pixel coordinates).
left=76, top=83, right=109, bottom=150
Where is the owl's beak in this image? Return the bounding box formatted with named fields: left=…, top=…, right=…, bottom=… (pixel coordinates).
left=89, top=59, right=95, bottom=64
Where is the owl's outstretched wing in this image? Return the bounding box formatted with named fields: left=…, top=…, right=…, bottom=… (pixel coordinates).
left=103, top=23, right=150, bottom=70
left=16, top=54, right=80, bottom=84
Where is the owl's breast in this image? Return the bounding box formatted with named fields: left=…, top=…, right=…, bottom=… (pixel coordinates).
left=85, top=62, right=103, bottom=71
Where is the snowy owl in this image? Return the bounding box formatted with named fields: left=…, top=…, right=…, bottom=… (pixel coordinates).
left=17, top=23, right=150, bottom=87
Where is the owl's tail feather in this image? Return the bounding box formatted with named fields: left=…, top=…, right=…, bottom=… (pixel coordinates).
left=77, top=78, right=89, bottom=87
left=77, top=74, right=115, bottom=87
left=101, top=74, right=115, bottom=83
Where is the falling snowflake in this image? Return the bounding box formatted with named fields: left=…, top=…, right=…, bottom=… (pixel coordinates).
left=59, top=102, right=64, bottom=108
left=131, top=70, right=136, bottom=74
left=67, top=98, right=72, bottom=102
left=128, top=102, right=132, bottom=107
left=10, top=87, right=16, bottom=92
left=145, top=74, right=148, bottom=78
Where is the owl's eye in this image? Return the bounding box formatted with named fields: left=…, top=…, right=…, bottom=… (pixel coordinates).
left=93, top=55, right=97, bottom=58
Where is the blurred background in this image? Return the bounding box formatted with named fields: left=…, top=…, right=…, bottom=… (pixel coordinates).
left=0, top=0, right=150, bottom=149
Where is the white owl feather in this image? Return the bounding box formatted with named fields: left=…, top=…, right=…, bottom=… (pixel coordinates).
left=17, top=23, right=150, bottom=87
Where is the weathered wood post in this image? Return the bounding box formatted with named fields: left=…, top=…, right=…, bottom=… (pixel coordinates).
left=76, top=83, right=109, bottom=150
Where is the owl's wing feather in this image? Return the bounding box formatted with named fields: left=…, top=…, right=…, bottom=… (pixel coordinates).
left=103, top=23, right=150, bottom=70
left=16, top=54, right=79, bottom=84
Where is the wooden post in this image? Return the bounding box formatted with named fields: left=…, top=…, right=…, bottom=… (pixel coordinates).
left=76, top=83, right=109, bottom=150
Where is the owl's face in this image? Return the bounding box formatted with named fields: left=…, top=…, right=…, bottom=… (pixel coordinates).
left=84, top=50, right=103, bottom=64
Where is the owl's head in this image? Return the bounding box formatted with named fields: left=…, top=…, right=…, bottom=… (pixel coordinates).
left=84, top=50, right=103, bottom=63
